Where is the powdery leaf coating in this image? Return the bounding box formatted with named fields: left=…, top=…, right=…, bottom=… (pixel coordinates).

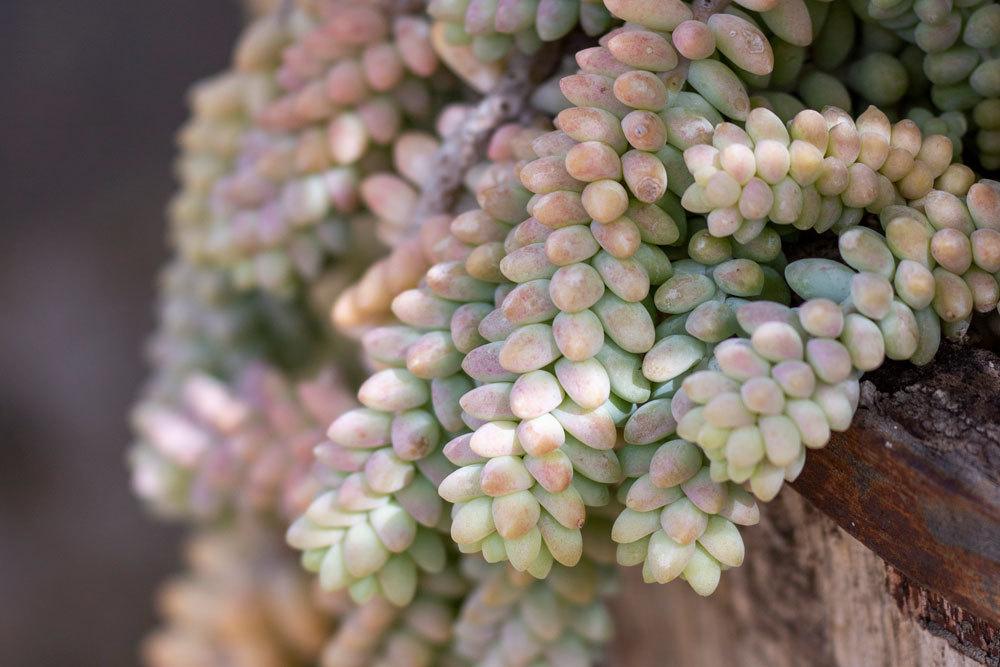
left=138, top=0, right=1000, bottom=647
left=607, top=30, right=679, bottom=72
left=760, top=0, right=812, bottom=48
left=643, top=335, right=707, bottom=382
left=603, top=0, right=692, bottom=31
left=785, top=259, right=854, bottom=302
left=672, top=20, right=716, bottom=60
left=707, top=14, right=774, bottom=76
left=500, top=323, right=562, bottom=373
left=687, top=59, right=751, bottom=122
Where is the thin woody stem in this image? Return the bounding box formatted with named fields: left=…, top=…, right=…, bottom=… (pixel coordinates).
left=410, top=43, right=564, bottom=224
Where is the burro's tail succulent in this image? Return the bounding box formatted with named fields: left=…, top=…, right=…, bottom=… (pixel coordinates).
left=143, top=526, right=349, bottom=667
left=680, top=105, right=956, bottom=241
left=133, top=0, right=1000, bottom=663
left=428, top=0, right=615, bottom=66
left=285, top=124, right=542, bottom=605
left=131, top=362, right=354, bottom=522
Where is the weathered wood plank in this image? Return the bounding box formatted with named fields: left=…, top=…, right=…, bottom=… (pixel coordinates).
left=609, top=343, right=1000, bottom=665
left=609, top=492, right=996, bottom=666
left=793, top=343, right=1000, bottom=623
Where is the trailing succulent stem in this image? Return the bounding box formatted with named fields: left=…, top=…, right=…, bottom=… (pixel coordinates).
left=133, top=0, right=999, bottom=664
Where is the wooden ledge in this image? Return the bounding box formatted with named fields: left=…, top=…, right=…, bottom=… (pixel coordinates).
left=792, top=341, right=1000, bottom=625
left=608, top=343, right=999, bottom=666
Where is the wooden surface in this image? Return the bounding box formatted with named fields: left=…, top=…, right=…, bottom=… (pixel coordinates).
left=610, top=342, right=1000, bottom=666
left=794, top=342, right=1000, bottom=623
left=610, top=491, right=995, bottom=667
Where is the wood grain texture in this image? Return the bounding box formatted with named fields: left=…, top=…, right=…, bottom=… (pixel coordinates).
left=793, top=342, right=1000, bottom=623
left=609, top=342, right=1000, bottom=666
left=609, top=492, right=995, bottom=666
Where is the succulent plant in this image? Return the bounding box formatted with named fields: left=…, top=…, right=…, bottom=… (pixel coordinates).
left=852, top=0, right=1000, bottom=168
left=681, top=105, right=956, bottom=240
left=428, top=0, right=616, bottom=64
left=286, top=124, right=542, bottom=604
left=176, top=1, right=452, bottom=298
left=452, top=548, right=615, bottom=665
left=317, top=566, right=468, bottom=667
left=143, top=261, right=325, bottom=396
left=132, top=0, right=1000, bottom=663
left=143, top=526, right=347, bottom=667
left=131, top=363, right=354, bottom=521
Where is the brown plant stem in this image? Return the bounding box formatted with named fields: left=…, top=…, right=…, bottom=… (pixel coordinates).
left=691, top=0, right=732, bottom=20
left=409, top=44, right=563, bottom=225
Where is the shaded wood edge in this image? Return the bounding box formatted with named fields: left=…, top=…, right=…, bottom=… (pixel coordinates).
left=791, top=341, right=1000, bottom=659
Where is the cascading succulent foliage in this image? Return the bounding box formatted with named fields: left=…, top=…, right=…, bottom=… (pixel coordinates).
left=131, top=362, right=354, bottom=522
left=143, top=526, right=349, bottom=667
left=132, top=0, right=999, bottom=663
left=429, top=0, right=615, bottom=62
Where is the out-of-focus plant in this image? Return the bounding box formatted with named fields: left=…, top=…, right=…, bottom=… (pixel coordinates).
left=132, top=0, right=1000, bottom=663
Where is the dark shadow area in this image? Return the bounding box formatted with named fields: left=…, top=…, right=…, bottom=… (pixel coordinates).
left=0, top=2, right=242, bottom=664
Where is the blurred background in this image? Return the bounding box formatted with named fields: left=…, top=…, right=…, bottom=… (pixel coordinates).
left=0, top=2, right=245, bottom=664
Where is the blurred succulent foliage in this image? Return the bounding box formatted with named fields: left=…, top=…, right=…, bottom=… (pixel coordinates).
left=174, top=1, right=457, bottom=299
left=451, top=536, right=617, bottom=666
left=428, top=0, right=616, bottom=62
left=852, top=0, right=1000, bottom=168
left=132, top=363, right=354, bottom=522
left=136, top=0, right=999, bottom=664
left=143, top=527, right=348, bottom=667
left=145, top=261, right=328, bottom=395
